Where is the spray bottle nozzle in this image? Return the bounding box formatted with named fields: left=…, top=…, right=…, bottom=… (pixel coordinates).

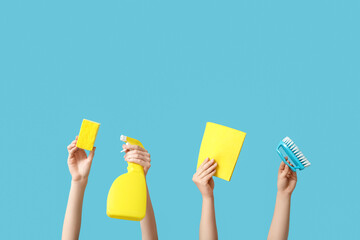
left=120, top=135, right=127, bottom=142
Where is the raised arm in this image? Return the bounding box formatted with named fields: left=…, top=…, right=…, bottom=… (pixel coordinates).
left=123, top=144, right=158, bottom=240
left=193, top=158, right=218, bottom=240
left=62, top=137, right=96, bottom=240
left=267, top=158, right=297, bottom=240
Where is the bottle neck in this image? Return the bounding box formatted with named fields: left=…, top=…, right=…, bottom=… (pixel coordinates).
left=127, top=162, right=145, bottom=174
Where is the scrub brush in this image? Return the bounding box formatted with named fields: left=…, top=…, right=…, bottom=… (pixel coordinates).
left=276, top=136, right=310, bottom=171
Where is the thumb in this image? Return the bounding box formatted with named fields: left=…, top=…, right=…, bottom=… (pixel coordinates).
left=88, top=147, right=96, bottom=160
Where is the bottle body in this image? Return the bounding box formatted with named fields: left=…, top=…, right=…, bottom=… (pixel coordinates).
left=107, top=170, right=146, bottom=220
left=106, top=136, right=147, bottom=221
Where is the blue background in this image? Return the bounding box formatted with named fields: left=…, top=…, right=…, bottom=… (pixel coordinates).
left=1, top=0, right=359, bottom=239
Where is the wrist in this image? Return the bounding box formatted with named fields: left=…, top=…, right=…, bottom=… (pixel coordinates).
left=277, top=191, right=292, bottom=200
left=71, top=178, right=88, bottom=189
left=202, top=194, right=214, bottom=201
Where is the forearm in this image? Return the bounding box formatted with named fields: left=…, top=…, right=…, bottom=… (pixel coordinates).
left=199, top=196, right=218, bottom=240
left=140, top=186, right=158, bottom=240
left=267, top=192, right=291, bottom=240
left=62, top=180, right=87, bottom=240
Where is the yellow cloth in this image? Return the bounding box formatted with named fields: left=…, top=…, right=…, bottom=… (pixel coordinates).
left=197, top=122, right=246, bottom=181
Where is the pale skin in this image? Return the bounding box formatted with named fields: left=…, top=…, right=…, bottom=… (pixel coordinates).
left=192, top=158, right=218, bottom=240
left=123, top=144, right=158, bottom=240
left=62, top=137, right=158, bottom=240
left=267, top=157, right=297, bottom=240
left=62, top=136, right=94, bottom=240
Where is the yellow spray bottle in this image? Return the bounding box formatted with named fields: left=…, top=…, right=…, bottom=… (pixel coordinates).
left=106, top=135, right=147, bottom=221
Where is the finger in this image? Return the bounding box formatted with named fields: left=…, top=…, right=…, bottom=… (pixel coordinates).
left=67, top=138, right=77, bottom=147
left=125, top=150, right=150, bottom=160
left=88, top=147, right=96, bottom=160
left=199, top=159, right=215, bottom=176
left=281, top=164, right=290, bottom=177
left=194, top=158, right=209, bottom=177
left=125, top=156, right=150, bottom=164
left=286, top=159, right=294, bottom=167
left=67, top=143, right=76, bottom=151
left=199, top=158, right=209, bottom=168
left=126, top=158, right=150, bottom=168
left=198, top=158, right=212, bottom=171
left=123, top=144, right=147, bottom=152
left=288, top=162, right=297, bottom=177
left=69, top=146, right=78, bottom=155
left=121, top=144, right=128, bottom=153
left=125, top=154, right=150, bottom=164
left=125, top=152, right=150, bottom=161
left=203, top=169, right=216, bottom=182
left=197, top=158, right=214, bottom=175
left=286, top=160, right=296, bottom=173
left=199, top=162, right=217, bottom=179
left=279, top=161, right=286, bottom=172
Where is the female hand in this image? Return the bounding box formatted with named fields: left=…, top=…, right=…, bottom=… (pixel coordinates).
left=67, top=136, right=96, bottom=183
left=193, top=158, right=217, bottom=199
left=277, top=157, right=297, bottom=196
left=123, top=144, right=151, bottom=176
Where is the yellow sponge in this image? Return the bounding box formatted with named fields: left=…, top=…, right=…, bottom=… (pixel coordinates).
left=197, top=122, right=246, bottom=181
left=76, top=119, right=100, bottom=151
